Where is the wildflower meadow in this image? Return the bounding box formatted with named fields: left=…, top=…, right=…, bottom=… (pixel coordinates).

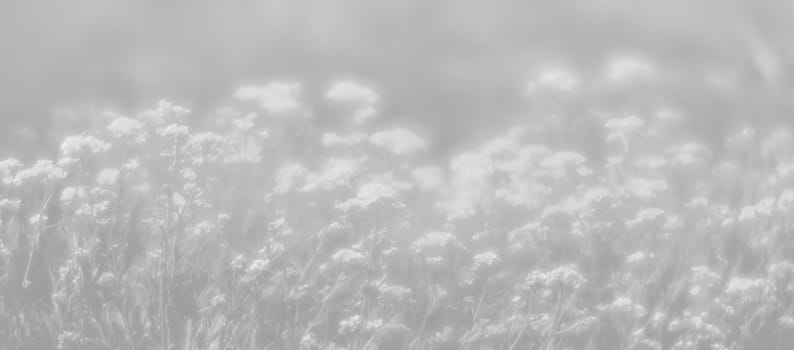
left=2, top=61, right=794, bottom=350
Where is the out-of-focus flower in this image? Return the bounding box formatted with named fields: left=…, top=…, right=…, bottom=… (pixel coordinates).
left=96, top=168, right=120, bottom=186
left=300, top=332, right=320, bottom=349
left=210, top=294, right=226, bottom=307
left=157, top=124, right=190, bottom=140
left=761, top=129, right=793, bottom=159
left=60, top=135, right=111, bottom=159
left=625, top=177, right=668, bottom=200
left=524, top=264, right=586, bottom=291
left=273, top=162, right=308, bottom=194
left=338, top=314, right=362, bottom=335
left=779, top=315, right=794, bottom=330
left=538, top=151, right=590, bottom=178
left=377, top=283, right=412, bottom=303
left=667, top=313, right=726, bottom=347
left=363, top=318, right=384, bottom=333
left=777, top=190, right=794, bottom=212
left=626, top=208, right=666, bottom=228
left=368, top=128, right=427, bottom=155
left=248, top=258, right=269, bottom=274
left=337, top=182, right=399, bottom=212
left=60, top=186, right=87, bottom=205
left=122, top=158, right=139, bottom=171
left=472, top=250, right=500, bottom=270
left=604, top=116, right=645, bottom=148
left=625, top=251, right=653, bottom=266
left=107, top=116, right=147, bottom=143
left=738, top=197, right=776, bottom=222
left=29, top=213, right=47, bottom=226
left=139, top=100, right=190, bottom=125
left=331, top=248, right=367, bottom=267
left=235, top=82, right=302, bottom=115
left=724, top=277, right=773, bottom=304
left=97, top=272, right=115, bottom=288
left=666, top=142, right=711, bottom=168
left=633, top=155, right=668, bottom=174
left=604, top=296, right=645, bottom=318
left=185, top=132, right=227, bottom=165
left=412, top=231, right=459, bottom=254
left=0, top=198, right=21, bottom=213
left=232, top=113, right=257, bottom=132
left=13, top=160, right=67, bottom=187
left=0, top=158, right=22, bottom=185
left=301, top=157, right=364, bottom=192
left=191, top=221, right=215, bottom=237
left=544, top=264, right=587, bottom=290
left=326, top=80, right=380, bottom=123
left=224, top=137, right=264, bottom=164
left=767, top=261, right=794, bottom=281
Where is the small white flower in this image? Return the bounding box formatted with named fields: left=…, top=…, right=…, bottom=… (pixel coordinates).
left=412, top=231, right=458, bottom=252
left=247, top=258, right=269, bottom=275
left=724, top=277, right=772, bottom=303
left=331, top=249, right=367, bottom=266
left=0, top=198, right=21, bottom=212
left=337, top=182, right=398, bottom=212
left=139, top=100, right=190, bottom=125
left=210, top=294, right=226, bottom=307
left=97, top=272, right=115, bottom=288
left=473, top=251, right=500, bottom=269
left=122, top=158, right=140, bottom=171
left=625, top=251, right=651, bottom=265
left=338, top=314, right=362, bottom=335
left=60, top=186, right=87, bottom=204
left=364, top=319, right=384, bottom=333
left=626, top=208, right=665, bottom=228
left=186, top=132, right=227, bottom=163
left=192, top=221, right=215, bottom=237
left=607, top=296, right=645, bottom=317
left=300, top=157, right=363, bottom=192
left=13, top=160, right=67, bottom=187
left=29, top=214, right=47, bottom=226
left=60, top=135, right=111, bottom=158
left=157, top=124, right=190, bottom=139
left=107, top=116, right=147, bottom=143
left=233, top=115, right=255, bottom=131
left=0, top=158, right=22, bottom=185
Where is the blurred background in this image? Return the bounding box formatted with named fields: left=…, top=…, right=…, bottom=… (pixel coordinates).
left=1, top=0, right=793, bottom=158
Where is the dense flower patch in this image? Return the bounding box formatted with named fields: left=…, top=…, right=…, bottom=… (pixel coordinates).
left=1, top=67, right=794, bottom=350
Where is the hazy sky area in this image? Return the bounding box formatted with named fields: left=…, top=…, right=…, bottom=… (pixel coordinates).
left=1, top=0, right=793, bottom=158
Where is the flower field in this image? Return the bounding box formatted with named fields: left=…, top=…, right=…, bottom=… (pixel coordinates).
left=2, top=63, right=794, bottom=350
